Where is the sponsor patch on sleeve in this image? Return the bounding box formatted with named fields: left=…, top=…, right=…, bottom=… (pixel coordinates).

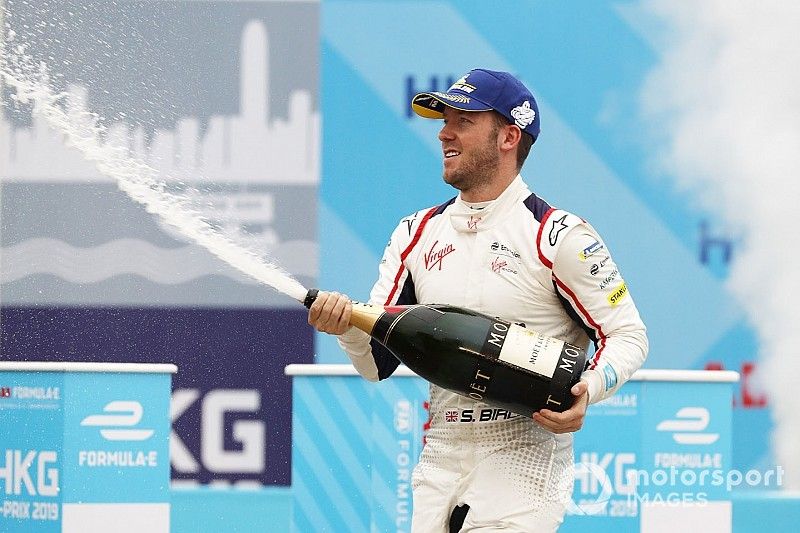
left=607, top=282, right=628, bottom=306
left=603, top=364, right=618, bottom=391
left=579, top=240, right=605, bottom=261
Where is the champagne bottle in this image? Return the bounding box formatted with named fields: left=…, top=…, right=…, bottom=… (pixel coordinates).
left=303, top=289, right=586, bottom=415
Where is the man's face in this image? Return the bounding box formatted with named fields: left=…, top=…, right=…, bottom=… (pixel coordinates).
left=438, top=107, right=502, bottom=193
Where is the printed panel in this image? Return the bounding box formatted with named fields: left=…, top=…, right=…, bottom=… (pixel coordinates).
left=61, top=372, right=171, bottom=503
left=0, top=372, right=64, bottom=532
left=640, top=382, right=734, bottom=502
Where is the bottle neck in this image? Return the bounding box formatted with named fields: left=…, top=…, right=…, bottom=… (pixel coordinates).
left=349, top=302, right=385, bottom=336
left=302, top=288, right=400, bottom=337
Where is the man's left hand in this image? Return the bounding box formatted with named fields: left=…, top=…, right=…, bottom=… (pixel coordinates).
left=532, top=381, right=589, bottom=434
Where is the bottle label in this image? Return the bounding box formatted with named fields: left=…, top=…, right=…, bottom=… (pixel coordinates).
left=494, top=324, right=563, bottom=378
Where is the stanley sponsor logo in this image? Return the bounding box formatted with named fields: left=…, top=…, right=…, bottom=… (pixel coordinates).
left=607, top=282, right=628, bottom=307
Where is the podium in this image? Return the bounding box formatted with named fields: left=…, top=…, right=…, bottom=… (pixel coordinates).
left=286, top=365, right=738, bottom=533
left=0, top=362, right=176, bottom=533
left=565, top=369, right=739, bottom=533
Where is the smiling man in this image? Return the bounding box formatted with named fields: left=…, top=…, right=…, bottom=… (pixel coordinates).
left=307, top=68, right=648, bottom=532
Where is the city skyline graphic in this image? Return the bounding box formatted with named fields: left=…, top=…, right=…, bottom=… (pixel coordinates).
left=1, top=20, right=319, bottom=185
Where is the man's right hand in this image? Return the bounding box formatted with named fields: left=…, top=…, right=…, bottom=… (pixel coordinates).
left=307, top=291, right=353, bottom=335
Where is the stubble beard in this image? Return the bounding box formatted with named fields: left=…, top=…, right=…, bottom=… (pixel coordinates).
left=442, top=138, right=500, bottom=194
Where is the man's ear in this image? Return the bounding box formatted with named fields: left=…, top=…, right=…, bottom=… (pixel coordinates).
left=499, top=124, right=522, bottom=154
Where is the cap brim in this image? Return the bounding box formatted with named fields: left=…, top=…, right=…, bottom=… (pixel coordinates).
left=411, top=92, right=493, bottom=119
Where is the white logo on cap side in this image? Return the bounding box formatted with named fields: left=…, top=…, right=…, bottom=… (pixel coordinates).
left=511, top=100, right=535, bottom=129
left=449, top=75, right=476, bottom=93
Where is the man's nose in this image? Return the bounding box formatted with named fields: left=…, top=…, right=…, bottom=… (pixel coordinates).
left=438, top=123, right=455, bottom=142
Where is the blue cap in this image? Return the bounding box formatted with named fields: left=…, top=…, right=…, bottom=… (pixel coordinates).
left=411, top=69, right=540, bottom=142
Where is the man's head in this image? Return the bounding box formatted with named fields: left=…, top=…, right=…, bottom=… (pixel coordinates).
left=411, top=68, right=539, bottom=171
left=435, top=107, right=503, bottom=194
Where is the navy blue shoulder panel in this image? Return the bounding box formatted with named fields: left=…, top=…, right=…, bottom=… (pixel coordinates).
left=433, top=197, right=457, bottom=216
left=523, top=193, right=551, bottom=222
left=373, top=273, right=417, bottom=380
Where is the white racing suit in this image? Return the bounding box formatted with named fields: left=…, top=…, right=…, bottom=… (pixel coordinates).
left=337, top=176, right=648, bottom=532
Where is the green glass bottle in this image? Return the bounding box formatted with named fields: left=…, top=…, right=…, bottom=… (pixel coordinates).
left=304, top=289, right=586, bottom=415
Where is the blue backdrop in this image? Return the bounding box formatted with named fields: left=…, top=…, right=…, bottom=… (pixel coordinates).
left=0, top=0, right=773, bottom=489
left=316, top=0, right=769, bottom=475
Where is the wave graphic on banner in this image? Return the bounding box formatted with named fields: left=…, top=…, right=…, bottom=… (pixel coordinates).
left=1, top=238, right=317, bottom=284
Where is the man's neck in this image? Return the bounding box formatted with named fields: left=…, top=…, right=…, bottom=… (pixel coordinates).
left=460, top=172, right=518, bottom=203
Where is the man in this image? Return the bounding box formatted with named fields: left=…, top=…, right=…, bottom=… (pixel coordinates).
left=308, top=68, right=648, bottom=532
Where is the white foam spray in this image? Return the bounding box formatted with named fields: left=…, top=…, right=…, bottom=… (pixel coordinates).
left=0, top=40, right=308, bottom=303
left=639, top=0, right=800, bottom=488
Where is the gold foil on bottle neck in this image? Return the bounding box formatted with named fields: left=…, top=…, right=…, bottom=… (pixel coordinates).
left=349, top=302, right=385, bottom=335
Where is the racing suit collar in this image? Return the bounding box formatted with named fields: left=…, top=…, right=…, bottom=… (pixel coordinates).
left=450, top=175, right=529, bottom=233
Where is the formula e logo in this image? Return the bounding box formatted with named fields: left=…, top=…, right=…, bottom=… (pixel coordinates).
left=656, top=407, right=719, bottom=445
left=80, top=401, right=154, bottom=441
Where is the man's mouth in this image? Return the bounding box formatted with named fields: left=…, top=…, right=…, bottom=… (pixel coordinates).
left=444, top=150, right=460, bottom=159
